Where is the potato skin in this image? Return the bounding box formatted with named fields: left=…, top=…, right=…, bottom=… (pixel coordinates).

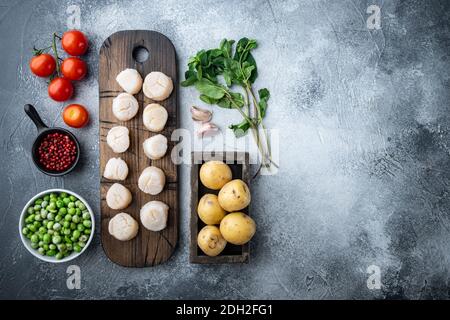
left=198, top=194, right=226, bottom=225
left=220, top=212, right=256, bottom=245
left=218, top=179, right=251, bottom=212
left=197, top=225, right=227, bottom=256
left=199, top=161, right=232, bottom=190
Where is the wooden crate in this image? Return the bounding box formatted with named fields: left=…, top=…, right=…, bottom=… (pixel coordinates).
left=190, top=151, right=250, bottom=264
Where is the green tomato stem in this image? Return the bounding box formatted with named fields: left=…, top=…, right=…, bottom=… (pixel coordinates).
left=51, top=32, right=61, bottom=76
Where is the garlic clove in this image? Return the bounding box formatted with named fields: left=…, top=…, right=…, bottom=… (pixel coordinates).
left=197, top=122, right=220, bottom=137
left=191, top=106, right=212, bottom=122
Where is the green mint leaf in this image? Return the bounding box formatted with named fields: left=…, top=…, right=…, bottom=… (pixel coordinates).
left=195, top=79, right=225, bottom=99
left=258, top=88, right=270, bottom=118
left=229, top=119, right=251, bottom=137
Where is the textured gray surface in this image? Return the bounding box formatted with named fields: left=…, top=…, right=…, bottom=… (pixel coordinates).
left=0, top=0, right=449, bottom=299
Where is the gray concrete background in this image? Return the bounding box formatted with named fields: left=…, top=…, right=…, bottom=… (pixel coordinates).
left=0, top=0, right=449, bottom=299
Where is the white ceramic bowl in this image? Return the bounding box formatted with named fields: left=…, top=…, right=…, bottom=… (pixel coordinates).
left=19, top=188, right=95, bottom=263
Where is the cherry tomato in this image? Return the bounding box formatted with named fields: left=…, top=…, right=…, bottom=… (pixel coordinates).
left=61, top=30, right=88, bottom=56
left=29, top=54, right=56, bottom=77
left=63, top=104, right=89, bottom=128
left=48, top=77, right=73, bottom=102
left=61, top=57, right=87, bottom=81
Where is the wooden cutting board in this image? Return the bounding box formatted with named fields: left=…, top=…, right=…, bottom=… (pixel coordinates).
left=99, top=30, right=178, bottom=267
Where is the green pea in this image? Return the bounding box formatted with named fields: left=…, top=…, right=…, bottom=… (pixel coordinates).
left=22, top=227, right=29, bottom=235
left=75, top=208, right=81, bottom=216
left=31, top=234, right=39, bottom=243
left=65, top=214, right=73, bottom=222
left=34, top=215, right=42, bottom=222
left=40, top=210, right=48, bottom=219
left=38, top=247, right=45, bottom=255
left=43, top=234, right=51, bottom=244
left=56, top=200, right=64, bottom=208
left=55, top=252, right=63, bottom=260
left=41, top=200, right=48, bottom=208
left=72, top=230, right=81, bottom=239
left=53, top=223, right=61, bottom=231
left=38, top=227, right=46, bottom=234
left=50, top=192, right=57, bottom=198
left=59, top=207, right=67, bottom=215
left=26, top=214, right=35, bottom=222
left=68, top=208, right=76, bottom=215
left=33, top=221, right=41, bottom=228
left=77, top=224, right=85, bottom=232
left=78, top=241, right=86, bottom=248
left=27, top=207, right=34, bottom=215
left=82, top=212, right=90, bottom=220
left=47, top=212, right=55, bottom=221
left=28, top=225, right=36, bottom=232
left=38, top=233, right=44, bottom=240
left=79, top=235, right=88, bottom=242
left=64, top=236, right=72, bottom=244
left=35, top=199, right=43, bottom=205
left=49, top=244, right=56, bottom=250
left=44, top=195, right=50, bottom=201
left=57, top=243, right=67, bottom=252
left=46, top=249, right=56, bottom=256
left=63, top=197, right=71, bottom=205
left=33, top=205, right=41, bottom=211
left=52, top=235, right=62, bottom=244
left=48, top=202, right=56, bottom=210
left=66, top=243, right=73, bottom=251
left=68, top=202, right=75, bottom=209
left=73, top=244, right=81, bottom=253
left=38, top=240, right=44, bottom=246
left=70, top=223, right=76, bottom=230
left=47, top=229, right=54, bottom=235
left=43, top=244, right=49, bottom=251
left=55, top=214, right=62, bottom=222
left=63, top=221, right=70, bottom=228
left=65, top=229, right=72, bottom=235
left=47, top=221, right=54, bottom=229
left=31, top=242, right=39, bottom=249
left=60, top=192, right=68, bottom=198
left=84, top=228, right=91, bottom=235
left=69, top=195, right=76, bottom=201
left=77, top=202, right=86, bottom=210
left=82, top=220, right=91, bottom=228
left=72, top=215, right=80, bottom=223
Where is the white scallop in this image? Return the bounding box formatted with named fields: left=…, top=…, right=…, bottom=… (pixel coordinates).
left=143, top=71, right=173, bottom=101
left=140, top=200, right=169, bottom=232
left=112, top=93, right=139, bottom=121
left=108, top=212, right=139, bottom=241
left=115, top=68, right=143, bottom=94
left=138, top=166, right=165, bottom=195
left=143, top=134, right=168, bottom=160
left=143, top=103, right=168, bottom=132
left=106, top=183, right=132, bottom=210
left=106, top=126, right=130, bottom=153
left=103, top=157, right=129, bottom=180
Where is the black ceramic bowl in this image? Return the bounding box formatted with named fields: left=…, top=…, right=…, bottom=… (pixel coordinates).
left=24, top=104, right=80, bottom=176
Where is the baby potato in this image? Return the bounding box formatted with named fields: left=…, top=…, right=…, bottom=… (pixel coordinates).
left=197, top=194, right=226, bottom=225
left=218, top=179, right=251, bottom=212
left=199, top=161, right=232, bottom=190
left=197, top=225, right=227, bottom=256
left=220, top=212, right=256, bottom=245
